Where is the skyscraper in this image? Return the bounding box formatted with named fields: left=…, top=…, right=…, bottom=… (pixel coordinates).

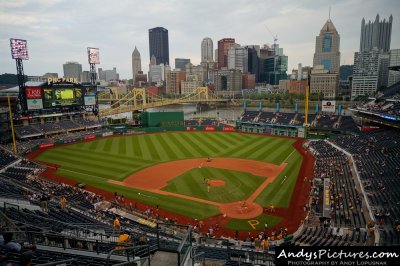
left=227, top=46, right=248, bottom=73
left=260, top=44, right=288, bottom=85
left=201, top=37, right=214, bottom=62
left=217, top=38, right=236, bottom=69
left=98, top=67, right=119, bottom=81
left=63, top=62, right=82, bottom=82
left=245, top=45, right=260, bottom=82
left=132, top=46, right=142, bottom=83
left=149, top=27, right=169, bottom=65
left=360, top=14, right=392, bottom=52
left=175, top=58, right=190, bottom=70
left=388, top=49, right=400, bottom=87
left=351, top=48, right=381, bottom=99
left=313, top=19, right=341, bottom=73
left=352, top=14, right=393, bottom=98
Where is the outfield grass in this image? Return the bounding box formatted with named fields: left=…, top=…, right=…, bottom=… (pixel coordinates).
left=255, top=150, right=303, bottom=208
left=162, top=167, right=265, bottom=203
left=36, top=132, right=302, bottom=220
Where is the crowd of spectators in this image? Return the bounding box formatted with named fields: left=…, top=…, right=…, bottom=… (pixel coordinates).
left=6, top=128, right=112, bottom=154
left=354, top=98, right=400, bottom=118
left=14, top=118, right=104, bottom=139
left=307, top=140, right=367, bottom=229
left=239, top=111, right=357, bottom=130
left=329, top=129, right=400, bottom=245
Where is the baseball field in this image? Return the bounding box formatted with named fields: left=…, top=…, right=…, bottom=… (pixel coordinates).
left=34, top=132, right=306, bottom=232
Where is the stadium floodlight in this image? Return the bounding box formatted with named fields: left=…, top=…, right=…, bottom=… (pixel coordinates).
left=87, top=47, right=100, bottom=64
left=10, top=38, right=29, bottom=60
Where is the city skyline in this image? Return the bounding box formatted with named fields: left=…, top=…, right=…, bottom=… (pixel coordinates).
left=0, top=0, right=399, bottom=80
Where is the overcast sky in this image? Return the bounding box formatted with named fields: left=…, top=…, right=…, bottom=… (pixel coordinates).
left=1, top=0, right=399, bottom=79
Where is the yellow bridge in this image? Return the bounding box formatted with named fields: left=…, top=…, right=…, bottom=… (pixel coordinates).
left=98, top=87, right=232, bottom=116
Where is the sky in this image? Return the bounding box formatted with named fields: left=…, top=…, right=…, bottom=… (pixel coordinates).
left=1, top=0, right=399, bottom=80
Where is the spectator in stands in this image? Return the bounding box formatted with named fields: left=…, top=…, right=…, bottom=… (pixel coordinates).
left=116, top=232, right=131, bottom=250
left=1, top=232, right=21, bottom=253
left=112, top=217, right=121, bottom=235
left=261, top=237, right=269, bottom=252
left=40, top=193, right=49, bottom=213
left=60, top=195, right=67, bottom=210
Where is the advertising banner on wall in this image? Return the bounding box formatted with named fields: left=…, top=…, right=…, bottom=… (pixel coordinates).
left=222, top=126, right=235, bottom=132
left=39, top=143, right=54, bottom=148
left=26, top=87, right=44, bottom=110
left=27, top=99, right=43, bottom=110
left=84, top=95, right=96, bottom=106
left=26, top=87, right=42, bottom=99
left=321, top=100, right=336, bottom=113
left=204, top=126, right=216, bottom=131
left=84, top=135, right=96, bottom=140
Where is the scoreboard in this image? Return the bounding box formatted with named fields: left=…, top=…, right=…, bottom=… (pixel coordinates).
left=24, top=79, right=95, bottom=110
left=43, top=87, right=83, bottom=108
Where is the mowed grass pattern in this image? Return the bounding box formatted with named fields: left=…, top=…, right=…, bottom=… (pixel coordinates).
left=162, top=167, right=265, bottom=203
left=36, top=132, right=302, bottom=220
left=37, top=132, right=296, bottom=181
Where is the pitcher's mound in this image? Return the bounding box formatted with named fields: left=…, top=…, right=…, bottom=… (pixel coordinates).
left=219, top=201, right=263, bottom=219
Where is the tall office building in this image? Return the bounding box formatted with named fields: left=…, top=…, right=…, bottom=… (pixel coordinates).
left=201, top=37, right=214, bottom=62
left=166, top=69, right=186, bottom=94
left=227, top=46, right=248, bottom=73
left=149, top=27, right=169, bottom=65
left=310, top=65, right=339, bottom=99
left=388, top=49, right=400, bottom=87
left=260, top=44, right=288, bottom=85
left=80, top=71, right=90, bottom=83
left=313, top=19, right=341, bottom=73
left=214, top=69, right=242, bottom=93
left=148, top=63, right=170, bottom=84
left=175, top=58, right=191, bottom=70
left=98, top=67, right=119, bottom=81
left=351, top=49, right=381, bottom=98
left=360, top=14, right=392, bottom=52
left=132, top=46, right=142, bottom=84
left=379, top=53, right=390, bottom=88
left=217, top=38, right=236, bottom=69
left=63, top=62, right=82, bottom=81
left=245, top=45, right=260, bottom=82
left=352, top=14, right=393, bottom=98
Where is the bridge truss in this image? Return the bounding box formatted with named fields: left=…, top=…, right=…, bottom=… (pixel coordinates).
left=98, top=87, right=229, bottom=116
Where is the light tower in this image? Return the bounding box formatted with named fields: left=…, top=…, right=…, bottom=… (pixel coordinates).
left=10, top=38, right=29, bottom=112
left=87, top=47, right=100, bottom=115
left=9, top=38, right=29, bottom=153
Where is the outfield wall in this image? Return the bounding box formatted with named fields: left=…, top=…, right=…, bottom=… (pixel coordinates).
left=141, top=111, right=184, bottom=127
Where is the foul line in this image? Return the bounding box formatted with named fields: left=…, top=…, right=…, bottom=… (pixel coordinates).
left=56, top=167, right=132, bottom=182
left=57, top=168, right=107, bottom=180
left=283, top=149, right=296, bottom=163
left=138, top=192, right=159, bottom=199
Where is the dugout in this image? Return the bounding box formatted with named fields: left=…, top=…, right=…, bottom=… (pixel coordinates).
left=140, top=111, right=185, bottom=132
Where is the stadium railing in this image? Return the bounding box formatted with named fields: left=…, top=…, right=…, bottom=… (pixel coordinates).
left=106, top=245, right=153, bottom=266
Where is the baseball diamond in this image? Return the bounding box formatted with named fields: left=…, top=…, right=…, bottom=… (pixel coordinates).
left=32, top=131, right=311, bottom=236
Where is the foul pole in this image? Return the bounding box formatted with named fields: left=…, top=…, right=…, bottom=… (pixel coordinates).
left=8, top=96, right=17, bottom=154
